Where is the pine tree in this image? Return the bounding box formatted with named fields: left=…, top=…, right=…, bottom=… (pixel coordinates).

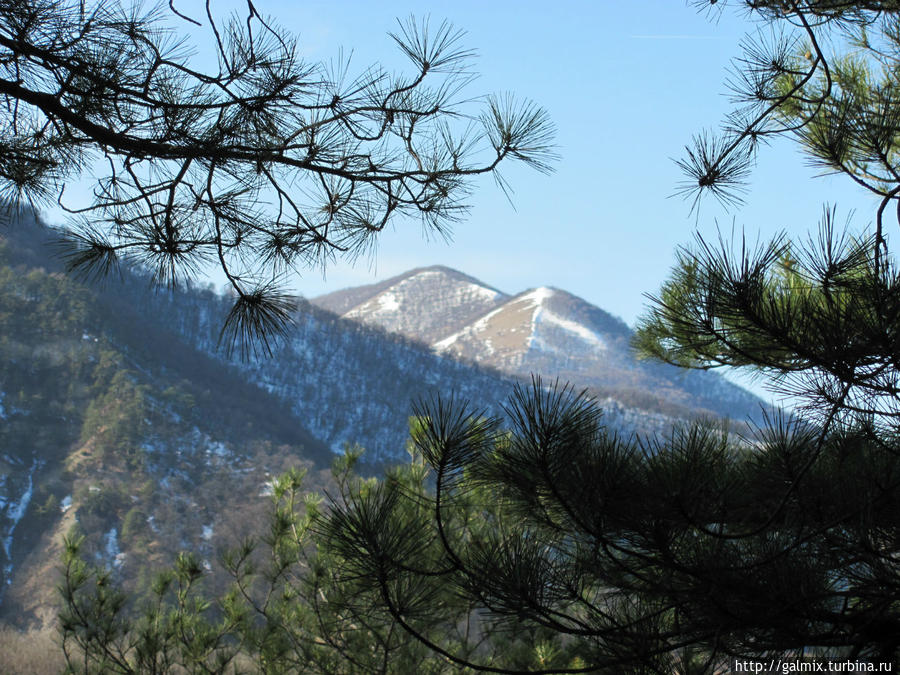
left=59, top=1, right=900, bottom=672
left=0, top=0, right=554, bottom=355
left=313, top=1, right=900, bottom=669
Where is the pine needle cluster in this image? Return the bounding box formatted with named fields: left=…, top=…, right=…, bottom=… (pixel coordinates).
left=0, top=0, right=555, bottom=356
left=56, top=1, right=900, bottom=672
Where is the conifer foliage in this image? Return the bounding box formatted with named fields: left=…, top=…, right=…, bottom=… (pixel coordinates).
left=315, top=1, right=900, bottom=668
left=57, top=1, right=900, bottom=672
left=0, top=0, right=554, bottom=354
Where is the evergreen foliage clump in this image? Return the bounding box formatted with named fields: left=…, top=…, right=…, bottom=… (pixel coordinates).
left=0, top=0, right=554, bottom=355
left=304, top=2, right=900, bottom=667
left=56, top=0, right=900, bottom=672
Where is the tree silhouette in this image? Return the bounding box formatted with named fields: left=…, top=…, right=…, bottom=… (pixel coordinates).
left=59, top=1, right=900, bottom=672
left=0, top=0, right=554, bottom=354
left=315, top=1, right=900, bottom=668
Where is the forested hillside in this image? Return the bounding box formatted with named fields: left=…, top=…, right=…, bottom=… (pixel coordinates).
left=0, top=215, right=654, bottom=627
left=0, top=216, right=333, bottom=626
left=314, top=266, right=767, bottom=422
left=0, top=212, right=763, bottom=630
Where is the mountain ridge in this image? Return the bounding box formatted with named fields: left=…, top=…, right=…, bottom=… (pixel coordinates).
left=314, top=265, right=510, bottom=346
left=313, top=266, right=766, bottom=423
left=0, top=216, right=762, bottom=629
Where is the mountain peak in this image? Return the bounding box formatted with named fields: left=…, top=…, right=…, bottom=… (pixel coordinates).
left=315, top=267, right=765, bottom=424
left=312, top=265, right=509, bottom=345
left=407, top=264, right=474, bottom=279
left=519, top=286, right=556, bottom=304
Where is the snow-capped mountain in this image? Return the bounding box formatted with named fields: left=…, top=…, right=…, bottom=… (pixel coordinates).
left=313, top=267, right=765, bottom=423
left=434, top=286, right=624, bottom=368
left=314, top=266, right=509, bottom=345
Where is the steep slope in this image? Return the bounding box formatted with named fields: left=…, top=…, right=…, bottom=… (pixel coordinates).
left=317, top=273, right=765, bottom=422
left=313, top=266, right=509, bottom=345
left=0, top=218, right=333, bottom=627
left=434, top=286, right=626, bottom=368
left=0, top=217, right=717, bottom=629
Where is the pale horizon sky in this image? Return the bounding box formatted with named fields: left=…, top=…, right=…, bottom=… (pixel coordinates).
left=44, top=1, right=880, bottom=331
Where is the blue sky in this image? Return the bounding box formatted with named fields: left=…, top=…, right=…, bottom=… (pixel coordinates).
left=220, top=0, right=875, bottom=326
left=49, top=1, right=880, bottom=328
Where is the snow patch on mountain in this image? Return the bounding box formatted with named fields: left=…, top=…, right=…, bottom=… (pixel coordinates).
left=103, top=528, right=125, bottom=569
left=432, top=328, right=464, bottom=351
left=434, top=300, right=508, bottom=351
left=2, top=458, right=38, bottom=583
left=205, top=440, right=230, bottom=459
left=259, top=479, right=275, bottom=496
left=519, top=286, right=555, bottom=307
left=373, top=291, right=401, bottom=313
left=531, top=307, right=607, bottom=353
left=2, top=459, right=36, bottom=558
